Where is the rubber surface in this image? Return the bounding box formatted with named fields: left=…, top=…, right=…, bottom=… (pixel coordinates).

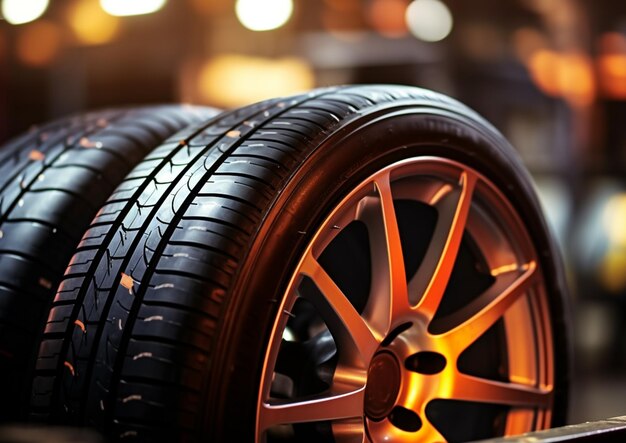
left=0, top=105, right=219, bottom=421
left=30, top=86, right=569, bottom=441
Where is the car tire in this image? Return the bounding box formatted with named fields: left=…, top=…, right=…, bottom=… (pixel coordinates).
left=32, top=86, right=569, bottom=442
left=0, top=105, right=220, bottom=421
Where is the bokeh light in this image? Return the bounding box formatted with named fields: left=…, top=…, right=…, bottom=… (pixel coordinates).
left=561, top=54, right=595, bottom=107
left=603, top=194, right=626, bottom=247
left=528, top=49, right=561, bottom=97
left=367, top=0, right=408, bottom=38
left=16, top=20, right=61, bottom=67
left=598, top=248, right=626, bottom=293
left=198, top=55, right=313, bottom=107
left=598, top=32, right=626, bottom=100
left=235, top=0, right=293, bottom=32
left=599, top=194, right=626, bottom=292
left=69, top=0, right=120, bottom=45
left=528, top=49, right=595, bottom=108
left=100, top=0, right=167, bottom=17
left=599, top=54, right=626, bottom=100
left=2, top=0, right=49, bottom=25
left=405, top=0, right=453, bottom=42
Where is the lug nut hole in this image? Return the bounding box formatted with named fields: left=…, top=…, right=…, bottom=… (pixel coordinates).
left=389, top=406, right=422, bottom=432
left=405, top=351, right=446, bottom=374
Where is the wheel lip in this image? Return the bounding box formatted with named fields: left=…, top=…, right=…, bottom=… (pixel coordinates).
left=201, top=102, right=569, bottom=440
left=256, top=155, right=555, bottom=441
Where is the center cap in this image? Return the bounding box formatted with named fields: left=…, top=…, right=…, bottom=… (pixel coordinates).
left=364, top=352, right=401, bottom=420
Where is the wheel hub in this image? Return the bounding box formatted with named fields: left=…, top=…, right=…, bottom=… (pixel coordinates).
left=364, top=352, right=401, bottom=420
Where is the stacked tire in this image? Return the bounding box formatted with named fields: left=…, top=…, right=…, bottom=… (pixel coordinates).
left=0, top=86, right=569, bottom=443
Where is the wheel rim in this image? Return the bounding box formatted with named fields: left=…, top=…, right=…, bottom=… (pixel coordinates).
left=256, top=157, right=554, bottom=442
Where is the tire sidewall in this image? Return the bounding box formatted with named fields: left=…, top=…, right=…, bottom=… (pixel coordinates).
left=206, top=102, right=570, bottom=440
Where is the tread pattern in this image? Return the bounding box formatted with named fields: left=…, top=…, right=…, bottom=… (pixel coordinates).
left=32, top=86, right=463, bottom=440
left=0, top=105, right=220, bottom=421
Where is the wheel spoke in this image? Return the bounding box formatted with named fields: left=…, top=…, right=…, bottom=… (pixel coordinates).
left=301, top=253, right=380, bottom=362
left=413, top=171, right=477, bottom=319
left=374, top=172, right=409, bottom=321
left=439, top=261, right=538, bottom=354
left=413, top=416, right=446, bottom=443
left=361, top=172, right=410, bottom=334
left=449, top=371, right=552, bottom=408
left=259, top=388, right=365, bottom=431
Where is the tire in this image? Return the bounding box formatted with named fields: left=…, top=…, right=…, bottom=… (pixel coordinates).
left=0, top=105, right=220, bottom=422
left=32, top=86, right=569, bottom=442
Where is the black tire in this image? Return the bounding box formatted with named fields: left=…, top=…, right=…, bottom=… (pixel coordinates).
left=32, top=86, right=569, bottom=442
left=0, top=105, right=220, bottom=422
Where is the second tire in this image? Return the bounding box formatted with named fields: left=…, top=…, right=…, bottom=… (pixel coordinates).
left=0, top=105, right=219, bottom=421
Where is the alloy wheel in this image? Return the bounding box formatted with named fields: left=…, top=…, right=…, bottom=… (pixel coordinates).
left=257, top=157, right=554, bottom=442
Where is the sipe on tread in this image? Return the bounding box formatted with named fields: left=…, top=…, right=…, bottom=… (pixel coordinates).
left=0, top=105, right=220, bottom=422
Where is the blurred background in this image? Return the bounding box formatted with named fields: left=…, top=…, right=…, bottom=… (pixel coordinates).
left=0, top=0, right=625, bottom=427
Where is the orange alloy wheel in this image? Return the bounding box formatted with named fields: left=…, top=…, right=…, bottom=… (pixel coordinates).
left=257, top=157, right=557, bottom=442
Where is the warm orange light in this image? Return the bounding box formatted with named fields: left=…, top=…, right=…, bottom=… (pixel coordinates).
left=16, top=20, right=62, bottom=67
left=559, top=53, right=595, bottom=107
left=601, top=55, right=626, bottom=77
left=598, top=54, right=626, bottom=99
left=528, top=49, right=595, bottom=108
left=68, top=0, right=120, bottom=45
left=367, top=0, right=408, bottom=38
left=198, top=55, right=315, bottom=108
left=597, top=33, right=626, bottom=99
left=528, top=50, right=560, bottom=96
